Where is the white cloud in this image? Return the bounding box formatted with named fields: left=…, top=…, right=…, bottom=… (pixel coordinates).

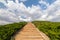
left=0, top=0, right=60, bottom=25
left=44, top=0, right=60, bottom=21
left=39, top=0, right=49, bottom=7
left=0, top=0, right=5, bottom=2
left=0, top=0, right=6, bottom=4
left=35, top=0, right=60, bottom=21
left=55, top=10, right=60, bottom=16
left=0, top=0, right=33, bottom=24
left=0, top=20, right=10, bottom=25
left=0, top=9, right=20, bottom=22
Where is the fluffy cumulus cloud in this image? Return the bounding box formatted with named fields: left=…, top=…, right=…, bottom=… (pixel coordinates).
left=0, top=0, right=60, bottom=25
left=0, top=0, right=5, bottom=2
left=45, top=0, right=60, bottom=21
left=39, top=0, right=49, bottom=7
left=36, top=0, right=60, bottom=21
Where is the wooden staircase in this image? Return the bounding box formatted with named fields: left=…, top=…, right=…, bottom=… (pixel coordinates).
left=14, top=22, right=50, bottom=40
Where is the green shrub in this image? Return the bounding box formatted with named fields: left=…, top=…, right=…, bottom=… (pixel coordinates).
left=32, top=21, right=60, bottom=40
left=0, top=22, right=27, bottom=40
left=0, top=21, right=60, bottom=40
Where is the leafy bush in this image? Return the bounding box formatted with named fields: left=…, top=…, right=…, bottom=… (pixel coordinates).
left=0, top=22, right=27, bottom=40
left=0, top=21, right=60, bottom=40
left=32, top=21, right=60, bottom=40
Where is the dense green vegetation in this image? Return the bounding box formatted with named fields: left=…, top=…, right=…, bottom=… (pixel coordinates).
left=0, top=21, right=60, bottom=40
left=0, top=22, right=27, bottom=40
left=32, top=21, right=60, bottom=40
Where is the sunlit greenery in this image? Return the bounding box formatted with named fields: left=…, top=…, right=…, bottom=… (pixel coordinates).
left=0, top=21, right=60, bottom=40
left=32, top=21, right=60, bottom=40
left=0, top=22, right=27, bottom=40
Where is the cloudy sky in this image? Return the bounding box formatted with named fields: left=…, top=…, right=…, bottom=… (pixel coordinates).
left=0, top=0, right=60, bottom=24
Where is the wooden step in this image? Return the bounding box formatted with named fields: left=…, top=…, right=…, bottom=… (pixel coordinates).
left=14, top=22, right=50, bottom=40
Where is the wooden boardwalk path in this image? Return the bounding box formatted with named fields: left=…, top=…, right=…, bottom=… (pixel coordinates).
left=14, top=22, right=50, bottom=40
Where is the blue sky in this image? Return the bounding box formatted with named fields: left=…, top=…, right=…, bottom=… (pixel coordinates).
left=22, top=0, right=56, bottom=10
left=0, top=2, right=6, bottom=8
left=43, top=0, right=56, bottom=4
left=0, top=0, right=56, bottom=10
left=24, top=0, right=56, bottom=7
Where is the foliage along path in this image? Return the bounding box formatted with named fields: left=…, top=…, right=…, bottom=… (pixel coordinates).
left=14, top=22, right=50, bottom=40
